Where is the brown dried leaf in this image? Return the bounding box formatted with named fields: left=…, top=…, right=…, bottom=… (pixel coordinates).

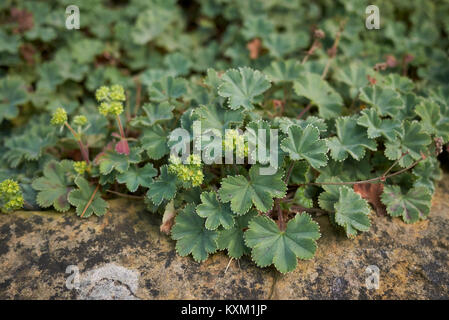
left=353, top=183, right=386, bottom=216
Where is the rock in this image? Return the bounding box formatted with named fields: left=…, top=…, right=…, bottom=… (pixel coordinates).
left=1, top=177, right=449, bottom=299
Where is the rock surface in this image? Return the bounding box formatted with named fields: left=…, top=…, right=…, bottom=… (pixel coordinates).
left=1, top=177, right=448, bottom=299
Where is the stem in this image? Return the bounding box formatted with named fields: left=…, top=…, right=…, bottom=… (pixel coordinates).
left=276, top=200, right=285, bottom=231
left=81, top=184, right=100, bottom=218
left=293, top=158, right=423, bottom=187
left=106, top=190, right=144, bottom=200
left=284, top=161, right=295, bottom=184
left=133, top=76, right=142, bottom=116
left=64, top=122, right=90, bottom=163
left=382, top=152, right=409, bottom=178
left=302, top=39, right=320, bottom=65
left=116, top=115, right=126, bottom=139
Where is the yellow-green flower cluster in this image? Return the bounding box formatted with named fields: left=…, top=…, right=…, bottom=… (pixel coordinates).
left=73, top=115, right=88, bottom=126
left=50, top=107, right=68, bottom=125
left=73, top=161, right=88, bottom=175
left=168, top=154, right=204, bottom=187
left=95, top=85, right=125, bottom=116
left=223, top=129, right=248, bottom=158
left=0, top=179, right=24, bottom=213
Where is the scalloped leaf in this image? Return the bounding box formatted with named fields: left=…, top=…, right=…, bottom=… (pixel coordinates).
left=334, top=186, right=371, bottom=237
left=294, top=72, right=343, bottom=119
left=218, top=165, right=287, bottom=215
left=281, top=124, right=328, bottom=169
left=217, top=210, right=257, bottom=259
left=171, top=203, right=218, bottom=262
left=96, top=148, right=142, bottom=175
left=218, top=67, right=271, bottom=111
left=264, top=59, right=304, bottom=82
left=148, top=76, right=187, bottom=102
left=32, top=160, right=75, bottom=212
left=359, top=85, right=404, bottom=117
left=196, top=191, right=236, bottom=230
left=244, top=213, right=320, bottom=273
left=381, top=185, right=432, bottom=223
left=357, top=108, right=401, bottom=141
left=68, top=177, right=108, bottom=218
left=116, top=163, right=158, bottom=192
left=146, top=165, right=177, bottom=205
left=327, top=117, right=377, bottom=161
left=130, top=102, right=174, bottom=127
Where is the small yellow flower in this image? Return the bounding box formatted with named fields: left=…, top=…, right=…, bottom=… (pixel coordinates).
left=0, top=179, right=24, bottom=213
left=73, top=115, right=88, bottom=126
left=109, top=101, right=124, bottom=115
left=95, top=86, right=110, bottom=101
left=51, top=107, right=68, bottom=125
left=110, top=84, right=126, bottom=101
left=98, top=102, right=110, bottom=116
left=73, top=161, right=88, bottom=175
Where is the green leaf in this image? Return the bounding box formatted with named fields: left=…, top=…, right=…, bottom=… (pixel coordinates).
left=415, top=100, right=449, bottom=142
left=68, top=177, right=108, bottom=218
left=32, top=160, right=75, bottom=212
left=164, top=52, right=192, bottom=77
left=359, top=85, right=404, bottom=117
left=116, top=163, right=158, bottom=192
left=132, top=8, right=175, bottom=44
left=357, top=108, right=401, bottom=141
left=217, top=210, right=257, bottom=259
left=334, top=186, right=371, bottom=237
left=294, top=72, right=343, bottom=119
left=263, top=32, right=307, bottom=58
left=146, top=165, right=177, bottom=205
left=264, top=59, right=304, bottom=82
left=196, top=191, right=235, bottom=230
left=292, top=187, right=313, bottom=208
left=281, top=125, right=328, bottom=169
left=130, top=102, right=174, bottom=127
left=382, top=74, right=414, bottom=93
left=70, top=39, right=103, bottom=64
left=412, top=158, right=442, bottom=193
left=194, top=103, right=244, bottom=133
left=0, top=30, right=20, bottom=54
left=218, top=67, right=271, bottom=111
left=381, top=185, right=432, bottom=223
left=0, top=77, right=28, bottom=123
left=327, top=117, right=377, bottom=161
left=97, top=148, right=142, bottom=175
left=384, top=121, right=431, bottom=167
left=244, top=213, right=320, bottom=273
left=218, top=165, right=287, bottom=215
left=141, top=125, right=169, bottom=160
left=148, top=76, right=187, bottom=102
left=171, top=203, right=218, bottom=262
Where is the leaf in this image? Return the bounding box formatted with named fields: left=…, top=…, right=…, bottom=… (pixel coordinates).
left=264, top=59, right=304, bottom=82
left=68, top=177, right=108, bottom=218
left=196, top=191, right=235, bottom=230
left=359, top=85, right=404, bottom=117
left=334, top=187, right=371, bottom=237
left=70, top=39, right=103, bottom=64
left=146, top=165, right=177, bottom=205
left=353, top=183, right=386, bottom=216
left=334, top=63, right=370, bottom=91
left=141, top=125, right=169, bottom=160
left=171, top=203, right=218, bottom=262
left=130, top=102, right=174, bottom=127
left=218, top=67, right=271, bottom=111
left=217, top=210, right=257, bottom=259
left=384, top=121, right=431, bottom=167
left=0, top=30, right=20, bottom=54
left=293, top=72, right=343, bottom=119
left=412, top=157, right=442, bottom=193
left=194, top=103, right=244, bottom=133
left=148, top=76, right=187, bottom=102
left=382, top=74, right=414, bottom=93
left=164, top=52, right=192, bottom=77
left=415, top=100, right=449, bottom=142
left=132, top=8, right=175, bottom=44
left=218, top=165, right=287, bottom=215
left=357, top=108, right=401, bottom=141
left=381, top=185, right=432, bottom=223
left=327, top=117, right=377, bottom=161
left=0, top=77, right=28, bottom=123
left=32, top=160, right=75, bottom=212
left=116, top=163, right=158, bottom=192
left=263, top=32, right=307, bottom=58
left=244, top=213, right=320, bottom=273
left=281, top=124, right=328, bottom=169
left=292, top=187, right=313, bottom=208
left=96, top=148, right=142, bottom=175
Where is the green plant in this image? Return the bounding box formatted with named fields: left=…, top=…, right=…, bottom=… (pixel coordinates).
left=1, top=0, right=448, bottom=273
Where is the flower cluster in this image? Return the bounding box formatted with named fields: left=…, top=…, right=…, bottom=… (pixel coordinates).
left=73, top=115, right=88, bottom=127
left=0, top=179, right=24, bottom=213
left=73, top=161, right=88, bottom=175
left=95, top=85, right=125, bottom=116
left=223, top=129, right=248, bottom=158
left=168, top=154, right=204, bottom=187
left=50, top=107, right=68, bottom=125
